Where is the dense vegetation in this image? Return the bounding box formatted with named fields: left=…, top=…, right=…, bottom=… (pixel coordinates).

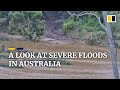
left=63, top=11, right=120, bottom=47
left=0, top=11, right=120, bottom=47
left=0, top=11, right=44, bottom=42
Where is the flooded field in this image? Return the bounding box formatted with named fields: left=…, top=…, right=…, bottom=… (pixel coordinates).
left=0, top=41, right=120, bottom=79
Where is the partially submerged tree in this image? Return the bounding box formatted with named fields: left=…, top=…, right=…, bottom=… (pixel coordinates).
left=67, top=11, right=119, bottom=79
left=102, top=11, right=119, bottom=79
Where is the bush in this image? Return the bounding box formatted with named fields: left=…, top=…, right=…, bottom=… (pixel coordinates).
left=111, top=15, right=120, bottom=32
left=79, top=29, right=88, bottom=37
left=0, top=18, right=7, bottom=26
left=63, top=15, right=106, bottom=45
left=77, top=16, right=102, bottom=32
left=116, top=40, right=120, bottom=48
left=85, top=31, right=106, bottom=45
left=88, top=33, right=97, bottom=45
left=8, top=11, right=25, bottom=22
left=114, top=33, right=120, bottom=40
left=63, top=17, right=75, bottom=33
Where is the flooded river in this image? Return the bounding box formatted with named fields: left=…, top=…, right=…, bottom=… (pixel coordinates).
left=0, top=40, right=120, bottom=79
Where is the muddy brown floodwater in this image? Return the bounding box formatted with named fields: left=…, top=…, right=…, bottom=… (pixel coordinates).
left=0, top=40, right=120, bottom=79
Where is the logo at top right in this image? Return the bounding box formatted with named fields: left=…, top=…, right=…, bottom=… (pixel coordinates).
left=107, top=15, right=116, bottom=23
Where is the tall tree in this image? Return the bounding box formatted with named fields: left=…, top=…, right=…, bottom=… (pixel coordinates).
left=102, top=11, right=119, bottom=79
left=67, top=11, right=119, bottom=79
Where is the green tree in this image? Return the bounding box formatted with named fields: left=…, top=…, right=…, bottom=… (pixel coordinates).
left=0, top=11, right=45, bottom=42
left=67, top=11, right=119, bottom=79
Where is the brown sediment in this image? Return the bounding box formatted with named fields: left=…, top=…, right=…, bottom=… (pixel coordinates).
left=0, top=41, right=120, bottom=79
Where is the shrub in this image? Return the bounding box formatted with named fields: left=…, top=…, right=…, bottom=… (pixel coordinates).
left=8, top=11, right=25, bottom=22
left=77, top=16, right=102, bottom=32
left=114, top=32, right=120, bottom=40
left=79, top=29, right=88, bottom=37
left=116, top=40, right=120, bottom=48
left=89, top=33, right=97, bottom=45
left=63, top=17, right=75, bottom=33
left=111, top=14, right=120, bottom=34
left=85, top=31, right=106, bottom=45
left=0, top=18, right=7, bottom=26
left=63, top=15, right=106, bottom=45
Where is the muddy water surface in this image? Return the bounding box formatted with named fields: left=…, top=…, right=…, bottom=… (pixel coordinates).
left=0, top=41, right=120, bottom=79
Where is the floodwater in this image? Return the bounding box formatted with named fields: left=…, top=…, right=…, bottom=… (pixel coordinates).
left=0, top=40, right=120, bottom=79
